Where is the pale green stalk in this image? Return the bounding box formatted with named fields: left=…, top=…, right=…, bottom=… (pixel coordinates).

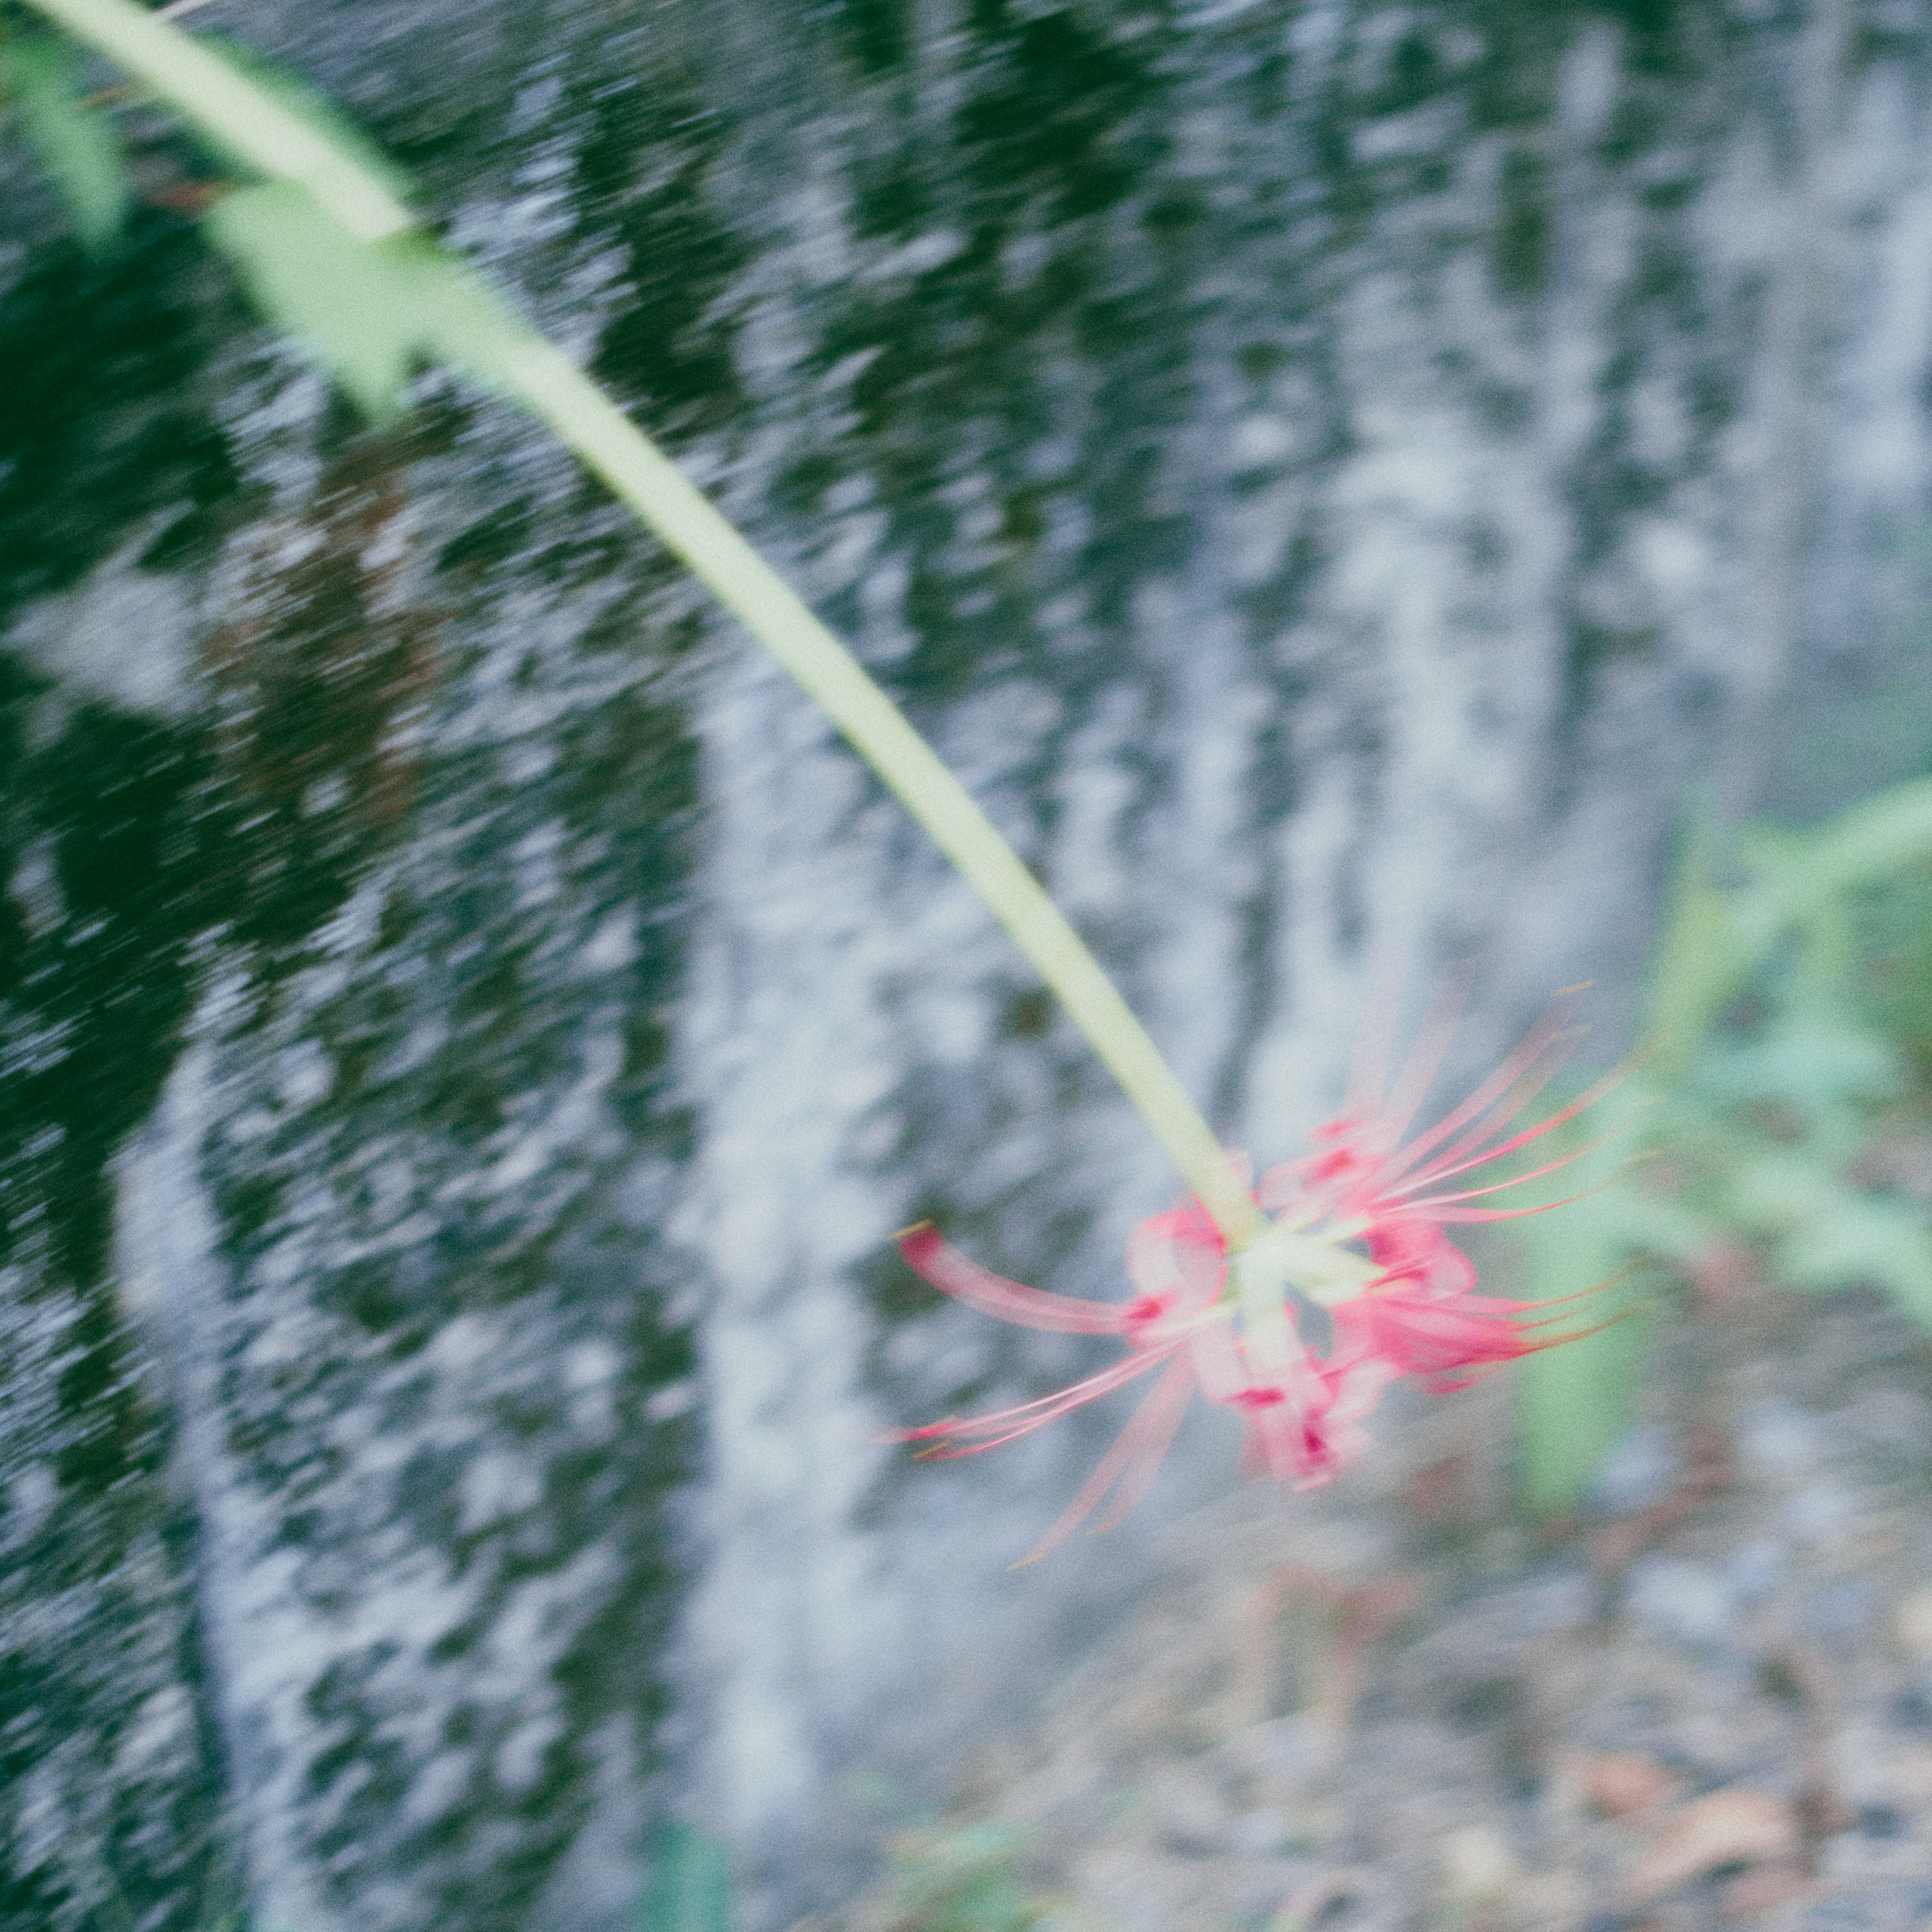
left=494, top=340, right=1267, bottom=1248
left=23, top=0, right=413, bottom=239
left=23, top=0, right=1269, bottom=1252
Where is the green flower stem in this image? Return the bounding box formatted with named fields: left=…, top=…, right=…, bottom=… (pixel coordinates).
left=20, top=0, right=1270, bottom=1253
left=493, top=337, right=1267, bottom=1251
left=22, top=0, right=413, bottom=239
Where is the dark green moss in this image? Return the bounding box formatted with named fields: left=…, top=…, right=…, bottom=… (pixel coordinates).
left=0, top=219, right=245, bottom=628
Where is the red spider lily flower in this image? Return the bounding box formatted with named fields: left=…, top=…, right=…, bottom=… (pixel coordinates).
left=887, top=981, right=1625, bottom=1565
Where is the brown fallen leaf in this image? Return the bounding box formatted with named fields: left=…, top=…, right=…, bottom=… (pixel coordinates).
left=1893, top=1584, right=1932, bottom=1663
left=1684, top=1239, right=1760, bottom=1314
left=1572, top=1750, right=1674, bottom=1819
left=1722, top=1857, right=1812, bottom=1917
left=1624, top=1789, right=1799, bottom=1903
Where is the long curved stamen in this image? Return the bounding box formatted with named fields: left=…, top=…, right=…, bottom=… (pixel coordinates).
left=1377, top=987, right=1590, bottom=1187
left=894, top=1347, right=1181, bottom=1456
left=1508, top=1303, right=1644, bottom=1353
left=1420, top=1157, right=1648, bottom=1223
left=1010, top=1355, right=1197, bottom=1568
left=1385, top=1141, right=1602, bottom=1212
left=1407, top=1038, right=1583, bottom=1179
left=1372, top=968, right=1476, bottom=1149
left=1402, top=1057, right=1636, bottom=1197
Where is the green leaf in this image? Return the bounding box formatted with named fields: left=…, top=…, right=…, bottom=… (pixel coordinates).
left=1599, top=1182, right=1720, bottom=1272
left=386, top=229, right=525, bottom=387
left=1643, top=812, right=1749, bottom=1080
left=1775, top=1191, right=1932, bottom=1328
left=886, top=1825, right=1047, bottom=1932
left=203, top=183, right=516, bottom=419
left=1697, top=1007, right=1900, bottom=1114
left=1789, top=774, right=1932, bottom=910
left=639, top=1824, right=732, bottom=1932
left=1513, top=1282, right=1653, bottom=1519
left=1494, top=1075, right=1679, bottom=1515
left=205, top=180, right=416, bottom=414
left=1505, top=1163, right=1662, bottom=1517
left=1725, top=1151, right=1838, bottom=1240
left=0, top=35, right=129, bottom=253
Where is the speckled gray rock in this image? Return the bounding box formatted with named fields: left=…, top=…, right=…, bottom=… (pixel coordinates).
left=6, top=3, right=1932, bottom=1930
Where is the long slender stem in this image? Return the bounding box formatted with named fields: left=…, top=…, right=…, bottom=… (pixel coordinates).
left=495, top=339, right=1268, bottom=1249
left=23, top=0, right=413, bottom=239
left=18, top=0, right=1270, bottom=1254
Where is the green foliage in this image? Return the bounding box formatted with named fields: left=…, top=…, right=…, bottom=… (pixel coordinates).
left=873, top=1823, right=1056, bottom=1932
left=1641, top=811, right=1749, bottom=1082
left=636, top=1817, right=1063, bottom=1932
left=149, top=34, right=516, bottom=421
left=202, top=182, right=510, bottom=418
left=0, top=30, right=128, bottom=250
left=0, top=18, right=499, bottom=420
left=177, top=34, right=508, bottom=420
left=1513, top=779, right=1932, bottom=1514
left=1509, top=1215, right=1658, bottom=1522
left=1648, top=807, right=1932, bottom=1320
left=640, top=1823, right=733, bottom=1932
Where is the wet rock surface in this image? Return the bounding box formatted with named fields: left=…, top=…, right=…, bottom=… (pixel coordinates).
left=7, top=2, right=1932, bottom=1927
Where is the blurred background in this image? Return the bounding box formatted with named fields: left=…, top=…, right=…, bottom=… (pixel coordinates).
left=7, top=1, right=1932, bottom=1928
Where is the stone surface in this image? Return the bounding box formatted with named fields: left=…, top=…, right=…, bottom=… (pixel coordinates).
left=6, top=2, right=1932, bottom=1929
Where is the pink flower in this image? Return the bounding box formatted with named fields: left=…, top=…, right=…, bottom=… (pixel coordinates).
left=887, top=981, right=1622, bottom=1564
